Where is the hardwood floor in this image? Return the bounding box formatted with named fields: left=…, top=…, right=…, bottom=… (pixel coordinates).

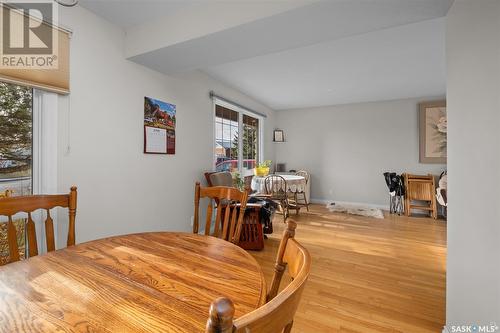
left=250, top=204, right=447, bottom=333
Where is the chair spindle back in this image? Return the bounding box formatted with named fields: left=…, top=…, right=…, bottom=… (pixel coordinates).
left=264, top=175, right=288, bottom=199
left=295, top=170, right=310, bottom=184
left=205, top=220, right=311, bottom=333
left=0, top=186, right=77, bottom=265
left=193, top=182, right=248, bottom=244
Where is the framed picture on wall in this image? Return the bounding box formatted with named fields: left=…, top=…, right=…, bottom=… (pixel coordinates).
left=273, top=129, right=284, bottom=142
left=144, top=97, right=176, bottom=154
left=419, top=100, right=447, bottom=164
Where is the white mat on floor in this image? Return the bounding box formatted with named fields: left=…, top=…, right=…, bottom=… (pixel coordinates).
left=326, top=202, right=384, bottom=219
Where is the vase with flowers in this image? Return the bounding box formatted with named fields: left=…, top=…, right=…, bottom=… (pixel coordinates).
left=254, top=160, right=272, bottom=177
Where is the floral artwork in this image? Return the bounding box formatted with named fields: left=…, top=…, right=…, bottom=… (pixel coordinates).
left=419, top=101, right=447, bottom=164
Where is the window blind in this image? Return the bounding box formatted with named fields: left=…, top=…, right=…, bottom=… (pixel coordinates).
left=0, top=4, right=70, bottom=94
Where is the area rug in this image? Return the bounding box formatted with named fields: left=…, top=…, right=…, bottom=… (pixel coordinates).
left=326, top=202, right=384, bottom=219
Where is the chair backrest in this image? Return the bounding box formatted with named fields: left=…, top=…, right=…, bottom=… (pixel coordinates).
left=295, top=170, right=310, bottom=184
left=205, top=220, right=311, bottom=333
left=0, top=186, right=77, bottom=265
left=193, top=182, right=248, bottom=244
left=264, top=175, right=288, bottom=199
left=205, top=171, right=234, bottom=187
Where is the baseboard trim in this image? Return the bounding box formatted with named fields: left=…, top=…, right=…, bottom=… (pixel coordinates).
left=310, top=198, right=389, bottom=211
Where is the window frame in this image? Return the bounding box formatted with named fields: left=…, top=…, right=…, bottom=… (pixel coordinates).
left=32, top=89, right=59, bottom=253
left=212, top=98, right=264, bottom=176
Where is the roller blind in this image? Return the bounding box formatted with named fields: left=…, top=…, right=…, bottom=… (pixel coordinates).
left=0, top=4, right=70, bottom=94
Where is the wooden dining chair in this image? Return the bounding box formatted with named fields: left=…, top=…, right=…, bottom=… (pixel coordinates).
left=264, top=175, right=289, bottom=222
left=295, top=170, right=310, bottom=212
left=194, top=182, right=248, bottom=244
left=205, top=220, right=311, bottom=333
left=0, top=186, right=77, bottom=265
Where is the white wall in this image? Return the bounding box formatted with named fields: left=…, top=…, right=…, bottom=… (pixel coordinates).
left=55, top=6, right=275, bottom=247
left=274, top=97, right=446, bottom=206
left=446, top=0, right=500, bottom=326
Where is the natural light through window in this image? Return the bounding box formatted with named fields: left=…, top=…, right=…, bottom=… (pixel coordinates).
left=214, top=104, right=262, bottom=175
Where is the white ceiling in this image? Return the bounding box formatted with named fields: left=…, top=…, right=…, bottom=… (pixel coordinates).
left=79, top=0, right=451, bottom=110
left=204, top=18, right=446, bottom=110
left=79, top=0, right=193, bottom=28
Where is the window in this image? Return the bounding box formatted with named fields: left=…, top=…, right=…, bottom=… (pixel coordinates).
left=0, top=82, right=33, bottom=263
left=214, top=103, right=263, bottom=175
left=0, top=82, right=58, bottom=262
left=242, top=114, right=259, bottom=172
left=0, top=82, right=33, bottom=193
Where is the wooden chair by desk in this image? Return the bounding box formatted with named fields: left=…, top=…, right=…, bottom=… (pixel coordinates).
left=403, top=174, right=437, bottom=219
left=205, top=220, right=311, bottom=333
left=0, top=186, right=77, bottom=265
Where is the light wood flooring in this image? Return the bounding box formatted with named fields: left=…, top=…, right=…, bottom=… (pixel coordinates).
left=251, top=204, right=447, bottom=333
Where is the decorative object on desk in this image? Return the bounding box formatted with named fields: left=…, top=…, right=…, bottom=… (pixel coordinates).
left=383, top=172, right=405, bottom=215
left=144, top=97, right=176, bottom=154
left=273, top=129, right=285, bottom=142
left=419, top=100, right=446, bottom=163
left=326, top=202, right=384, bottom=219
left=254, top=160, right=272, bottom=177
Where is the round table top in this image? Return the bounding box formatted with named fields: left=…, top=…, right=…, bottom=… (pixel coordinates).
left=0, top=232, right=267, bottom=332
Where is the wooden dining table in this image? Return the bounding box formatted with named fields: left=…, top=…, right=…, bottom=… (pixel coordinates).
left=0, top=232, right=267, bottom=332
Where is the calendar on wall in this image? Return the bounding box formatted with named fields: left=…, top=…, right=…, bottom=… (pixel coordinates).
left=144, top=97, right=176, bottom=154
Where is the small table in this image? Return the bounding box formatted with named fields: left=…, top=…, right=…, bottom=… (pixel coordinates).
left=251, top=174, right=306, bottom=194
left=251, top=174, right=307, bottom=215
left=0, top=232, right=267, bottom=332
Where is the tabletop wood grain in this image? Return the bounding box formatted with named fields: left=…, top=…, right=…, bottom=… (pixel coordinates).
left=0, top=232, right=267, bottom=333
